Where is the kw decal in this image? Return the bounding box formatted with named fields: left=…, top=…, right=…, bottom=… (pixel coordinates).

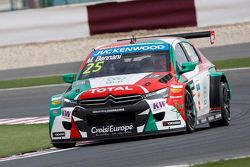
left=152, top=101, right=165, bottom=110
left=62, top=110, right=71, bottom=119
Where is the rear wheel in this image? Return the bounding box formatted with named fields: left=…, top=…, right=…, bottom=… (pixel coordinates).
left=185, top=90, right=197, bottom=133
left=52, top=142, right=76, bottom=149
left=209, top=82, right=231, bottom=127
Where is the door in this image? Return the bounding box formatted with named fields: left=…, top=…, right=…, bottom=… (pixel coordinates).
left=174, top=42, right=210, bottom=117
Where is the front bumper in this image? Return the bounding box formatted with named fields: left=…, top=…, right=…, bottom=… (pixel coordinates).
left=50, top=98, right=186, bottom=142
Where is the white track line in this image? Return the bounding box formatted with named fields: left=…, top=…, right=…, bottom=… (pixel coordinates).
left=219, top=67, right=250, bottom=72
left=0, top=147, right=77, bottom=162
left=163, top=154, right=250, bottom=167
left=0, top=83, right=67, bottom=92
left=0, top=116, right=49, bottom=125
left=0, top=141, right=93, bottom=162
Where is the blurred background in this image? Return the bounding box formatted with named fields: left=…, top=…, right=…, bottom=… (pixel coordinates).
left=0, top=0, right=104, bottom=11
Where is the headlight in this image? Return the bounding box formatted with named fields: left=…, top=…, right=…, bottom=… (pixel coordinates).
left=62, top=98, right=77, bottom=107
left=145, top=88, right=169, bottom=100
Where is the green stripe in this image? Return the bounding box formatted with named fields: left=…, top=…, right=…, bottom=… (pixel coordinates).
left=144, top=111, right=158, bottom=132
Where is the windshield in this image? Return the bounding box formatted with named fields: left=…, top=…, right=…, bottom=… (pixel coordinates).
left=78, top=51, right=170, bottom=80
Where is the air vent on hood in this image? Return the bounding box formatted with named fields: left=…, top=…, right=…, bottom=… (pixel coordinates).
left=159, top=73, right=173, bottom=83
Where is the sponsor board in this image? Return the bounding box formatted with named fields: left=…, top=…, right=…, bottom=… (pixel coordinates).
left=170, top=84, right=183, bottom=89
left=53, top=132, right=65, bottom=137
left=91, top=44, right=169, bottom=57
left=163, top=120, right=181, bottom=126
left=105, top=76, right=127, bottom=84
left=170, top=96, right=182, bottom=99
left=90, top=86, right=133, bottom=93
left=92, top=108, right=125, bottom=114
left=90, top=125, right=134, bottom=136
left=87, top=54, right=122, bottom=63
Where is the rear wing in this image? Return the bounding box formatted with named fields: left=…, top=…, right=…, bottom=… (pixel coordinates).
left=117, top=31, right=215, bottom=44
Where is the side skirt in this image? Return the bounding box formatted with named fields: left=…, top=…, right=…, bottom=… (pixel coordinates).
left=196, top=111, right=222, bottom=125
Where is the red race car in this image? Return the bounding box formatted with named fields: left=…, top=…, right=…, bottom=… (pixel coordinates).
left=49, top=31, right=231, bottom=148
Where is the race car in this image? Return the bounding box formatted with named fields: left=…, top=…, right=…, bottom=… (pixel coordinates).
left=49, top=31, right=231, bottom=148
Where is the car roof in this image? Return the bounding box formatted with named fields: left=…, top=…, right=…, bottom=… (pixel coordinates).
left=94, top=37, right=185, bottom=51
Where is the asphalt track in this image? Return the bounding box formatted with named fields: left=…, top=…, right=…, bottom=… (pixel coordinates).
left=0, top=43, right=250, bottom=167
left=0, top=43, right=250, bottom=80
left=0, top=66, right=250, bottom=167
left=0, top=43, right=250, bottom=119
left=0, top=85, right=67, bottom=119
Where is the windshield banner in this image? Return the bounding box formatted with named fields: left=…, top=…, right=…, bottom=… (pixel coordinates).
left=91, top=43, right=169, bottom=57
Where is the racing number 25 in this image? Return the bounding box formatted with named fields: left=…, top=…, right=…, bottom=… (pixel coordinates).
left=83, top=62, right=104, bottom=74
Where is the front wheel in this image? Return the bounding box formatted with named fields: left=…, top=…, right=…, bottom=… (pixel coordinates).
left=185, top=90, right=197, bottom=133
left=209, top=82, right=231, bottom=127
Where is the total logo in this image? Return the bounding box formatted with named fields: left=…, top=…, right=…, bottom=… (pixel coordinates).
left=90, top=86, right=133, bottom=94
left=91, top=125, right=133, bottom=134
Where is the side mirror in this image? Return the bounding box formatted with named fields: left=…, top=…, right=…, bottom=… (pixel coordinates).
left=63, top=73, right=76, bottom=83
left=181, top=62, right=197, bottom=73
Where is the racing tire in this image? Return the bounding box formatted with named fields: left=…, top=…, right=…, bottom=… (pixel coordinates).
left=209, top=82, right=231, bottom=127
left=52, top=142, right=76, bottom=149
left=185, top=90, right=197, bottom=133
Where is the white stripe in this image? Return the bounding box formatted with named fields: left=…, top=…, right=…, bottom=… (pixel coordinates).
left=50, top=107, right=61, bottom=110
left=51, top=95, right=63, bottom=101
left=219, top=67, right=250, bottom=72
left=8, top=117, right=49, bottom=125
left=0, top=83, right=67, bottom=92
left=26, top=120, right=50, bottom=124
left=138, top=85, right=149, bottom=93
left=0, top=117, right=49, bottom=125
left=0, top=141, right=93, bottom=162
left=0, top=117, right=38, bottom=124
left=0, top=147, right=76, bottom=162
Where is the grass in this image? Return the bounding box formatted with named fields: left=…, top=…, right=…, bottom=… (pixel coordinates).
left=0, top=57, right=249, bottom=90
left=0, top=124, right=52, bottom=158
left=193, top=157, right=250, bottom=167
left=213, top=57, right=250, bottom=69
left=0, top=75, right=64, bottom=89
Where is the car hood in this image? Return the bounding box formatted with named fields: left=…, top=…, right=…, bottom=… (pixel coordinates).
left=64, top=72, right=172, bottom=100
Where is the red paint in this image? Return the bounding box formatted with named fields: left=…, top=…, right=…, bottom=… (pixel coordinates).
left=70, top=118, right=81, bottom=139
left=210, top=107, right=221, bottom=111
left=87, top=0, right=197, bottom=35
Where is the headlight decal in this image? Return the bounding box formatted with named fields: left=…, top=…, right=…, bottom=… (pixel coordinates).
left=62, top=98, right=77, bottom=107
left=145, top=88, right=169, bottom=100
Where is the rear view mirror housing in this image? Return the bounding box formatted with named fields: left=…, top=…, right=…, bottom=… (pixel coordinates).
left=181, top=62, right=197, bottom=73
left=63, top=73, right=76, bottom=83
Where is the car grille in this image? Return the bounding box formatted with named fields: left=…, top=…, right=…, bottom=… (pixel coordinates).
left=87, top=112, right=135, bottom=126
left=79, top=94, right=143, bottom=108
